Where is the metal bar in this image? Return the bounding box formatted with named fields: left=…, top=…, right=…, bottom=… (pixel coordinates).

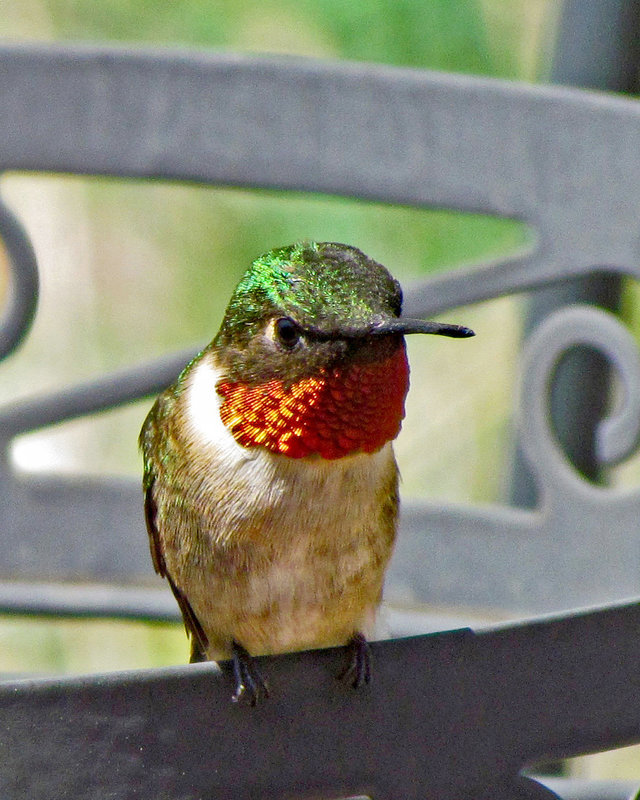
left=1, top=601, right=640, bottom=800
left=0, top=198, right=38, bottom=361
left=0, top=581, right=180, bottom=621
left=4, top=47, right=640, bottom=611
left=512, top=0, right=640, bottom=505
left=550, top=0, right=640, bottom=91
left=0, top=42, right=636, bottom=218
left=0, top=345, right=201, bottom=441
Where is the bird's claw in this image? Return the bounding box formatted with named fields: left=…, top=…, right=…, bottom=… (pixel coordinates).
left=338, top=632, right=371, bottom=689
left=231, top=641, right=270, bottom=705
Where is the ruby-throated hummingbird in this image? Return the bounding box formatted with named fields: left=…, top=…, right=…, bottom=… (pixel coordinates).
left=140, top=242, right=473, bottom=704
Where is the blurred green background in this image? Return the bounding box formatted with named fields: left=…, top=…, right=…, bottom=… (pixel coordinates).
left=4, top=0, right=637, bottom=780
left=0, top=0, right=552, bottom=668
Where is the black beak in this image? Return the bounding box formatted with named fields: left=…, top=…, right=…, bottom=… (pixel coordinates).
left=369, top=318, right=475, bottom=338
left=301, top=317, right=474, bottom=340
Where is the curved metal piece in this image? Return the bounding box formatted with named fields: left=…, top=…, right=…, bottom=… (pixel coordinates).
left=0, top=580, right=180, bottom=621
left=2, top=40, right=640, bottom=800
left=0, top=345, right=201, bottom=442
left=3, top=43, right=640, bottom=318
left=388, top=306, right=640, bottom=615
left=0, top=195, right=38, bottom=361
left=517, top=305, right=640, bottom=498
left=3, top=45, right=640, bottom=616
left=3, top=44, right=640, bottom=612
left=2, top=600, right=640, bottom=799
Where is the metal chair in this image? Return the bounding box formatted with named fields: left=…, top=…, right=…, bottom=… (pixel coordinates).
left=2, top=34, right=640, bottom=799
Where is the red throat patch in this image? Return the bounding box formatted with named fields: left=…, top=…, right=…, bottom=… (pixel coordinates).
left=216, top=344, right=410, bottom=459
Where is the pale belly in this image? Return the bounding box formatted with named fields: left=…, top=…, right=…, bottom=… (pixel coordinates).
left=190, top=520, right=392, bottom=660
left=167, top=445, right=398, bottom=659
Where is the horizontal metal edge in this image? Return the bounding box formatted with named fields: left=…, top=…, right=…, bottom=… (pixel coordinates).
left=0, top=580, right=180, bottom=621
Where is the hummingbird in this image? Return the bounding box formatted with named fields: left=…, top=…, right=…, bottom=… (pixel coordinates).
left=140, top=241, right=473, bottom=704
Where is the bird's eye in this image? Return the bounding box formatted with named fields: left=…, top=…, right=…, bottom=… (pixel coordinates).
left=274, top=317, right=301, bottom=349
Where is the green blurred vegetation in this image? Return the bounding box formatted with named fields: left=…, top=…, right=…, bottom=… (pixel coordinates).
left=0, top=616, right=187, bottom=673
left=2, top=0, right=552, bottom=77
left=0, top=0, right=555, bottom=676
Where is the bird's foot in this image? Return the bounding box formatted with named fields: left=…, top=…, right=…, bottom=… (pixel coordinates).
left=338, top=632, right=371, bottom=689
left=231, top=641, right=270, bottom=705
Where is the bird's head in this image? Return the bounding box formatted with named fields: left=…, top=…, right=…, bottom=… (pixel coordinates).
left=210, top=242, right=473, bottom=459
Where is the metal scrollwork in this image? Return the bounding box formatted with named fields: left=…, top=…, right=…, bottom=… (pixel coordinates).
left=518, top=304, right=640, bottom=499
left=0, top=194, right=39, bottom=362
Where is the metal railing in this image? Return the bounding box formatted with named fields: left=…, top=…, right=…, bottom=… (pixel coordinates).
left=1, top=41, right=640, bottom=800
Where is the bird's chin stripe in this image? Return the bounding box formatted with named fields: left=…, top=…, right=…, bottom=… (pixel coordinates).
left=185, top=358, right=254, bottom=463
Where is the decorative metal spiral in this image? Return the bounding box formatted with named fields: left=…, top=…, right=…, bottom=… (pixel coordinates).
left=0, top=194, right=39, bottom=362
left=518, top=304, right=640, bottom=497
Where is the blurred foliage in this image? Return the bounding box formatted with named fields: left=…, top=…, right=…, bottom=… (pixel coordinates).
left=0, top=616, right=187, bottom=673
left=2, top=0, right=552, bottom=76
left=0, top=0, right=555, bottom=675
